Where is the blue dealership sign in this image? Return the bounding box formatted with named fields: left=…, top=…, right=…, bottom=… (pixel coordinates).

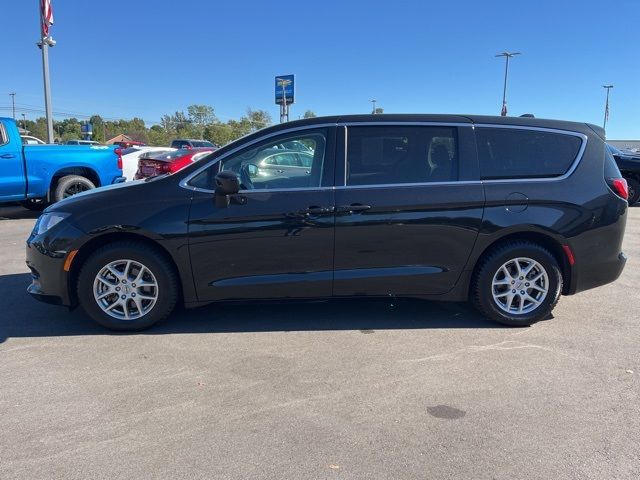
left=275, top=74, right=295, bottom=105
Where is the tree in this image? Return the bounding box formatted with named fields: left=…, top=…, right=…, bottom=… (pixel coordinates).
left=303, top=110, right=317, bottom=119
left=244, top=108, right=271, bottom=132
left=187, top=104, right=216, bottom=139
left=90, top=115, right=105, bottom=142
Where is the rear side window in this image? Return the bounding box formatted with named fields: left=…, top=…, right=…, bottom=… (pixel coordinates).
left=604, top=146, right=622, bottom=179
left=346, top=126, right=458, bottom=186
left=476, top=128, right=582, bottom=180
left=0, top=124, right=8, bottom=146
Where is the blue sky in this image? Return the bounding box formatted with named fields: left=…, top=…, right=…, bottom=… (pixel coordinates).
left=1, top=0, right=638, bottom=138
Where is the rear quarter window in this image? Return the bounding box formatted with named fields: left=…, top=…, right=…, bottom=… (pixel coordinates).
left=604, top=146, right=622, bottom=179
left=477, top=127, right=582, bottom=180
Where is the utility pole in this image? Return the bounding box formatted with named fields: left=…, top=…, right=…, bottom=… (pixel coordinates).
left=9, top=92, right=16, bottom=119
left=370, top=99, right=377, bottom=114
left=38, top=1, right=56, bottom=143
left=495, top=51, right=521, bottom=116
left=603, top=85, right=614, bottom=129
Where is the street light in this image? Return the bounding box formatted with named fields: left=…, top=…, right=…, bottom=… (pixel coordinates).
left=370, top=99, right=377, bottom=114
left=495, top=51, right=521, bottom=116
left=602, top=85, right=614, bottom=129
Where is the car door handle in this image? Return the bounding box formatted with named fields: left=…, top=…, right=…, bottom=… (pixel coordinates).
left=300, top=205, right=335, bottom=215
left=0, top=153, right=16, bottom=159
left=337, top=203, right=372, bottom=213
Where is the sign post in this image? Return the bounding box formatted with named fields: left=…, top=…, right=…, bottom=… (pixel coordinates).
left=275, top=75, right=295, bottom=123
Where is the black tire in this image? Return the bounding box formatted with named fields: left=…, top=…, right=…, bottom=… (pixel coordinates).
left=471, top=241, right=562, bottom=326
left=53, top=175, right=95, bottom=202
left=626, top=177, right=640, bottom=206
left=76, top=241, right=179, bottom=331
left=20, top=198, right=48, bottom=211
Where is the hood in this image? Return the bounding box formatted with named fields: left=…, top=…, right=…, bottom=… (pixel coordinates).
left=45, top=178, right=160, bottom=213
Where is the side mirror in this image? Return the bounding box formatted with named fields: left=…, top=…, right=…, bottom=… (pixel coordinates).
left=214, top=171, right=240, bottom=196
left=247, top=163, right=259, bottom=177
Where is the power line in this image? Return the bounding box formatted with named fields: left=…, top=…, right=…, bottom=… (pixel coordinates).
left=0, top=105, right=162, bottom=125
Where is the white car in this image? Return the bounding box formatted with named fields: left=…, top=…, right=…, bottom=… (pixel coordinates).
left=21, top=135, right=46, bottom=145
left=120, top=146, right=176, bottom=180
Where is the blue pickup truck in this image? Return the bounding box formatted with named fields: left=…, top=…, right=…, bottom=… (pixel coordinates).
left=0, top=117, right=125, bottom=209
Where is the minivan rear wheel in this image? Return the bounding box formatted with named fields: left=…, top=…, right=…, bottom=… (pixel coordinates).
left=472, top=241, right=562, bottom=326
left=77, top=241, right=179, bottom=331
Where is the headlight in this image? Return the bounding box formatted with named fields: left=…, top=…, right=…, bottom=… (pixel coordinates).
left=33, top=212, right=70, bottom=236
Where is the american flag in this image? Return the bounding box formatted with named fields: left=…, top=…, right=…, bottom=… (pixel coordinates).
left=41, top=0, right=54, bottom=38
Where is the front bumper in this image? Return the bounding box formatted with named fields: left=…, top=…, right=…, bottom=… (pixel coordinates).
left=26, top=243, right=71, bottom=306
left=25, top=223, right=85, bottom=307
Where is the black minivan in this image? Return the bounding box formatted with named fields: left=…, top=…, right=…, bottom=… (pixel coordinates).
left=26, top=115, right=628, bottom=331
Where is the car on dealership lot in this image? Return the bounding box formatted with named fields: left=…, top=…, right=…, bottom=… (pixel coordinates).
left=248, top=148, right=313, bottom=178
left=607, top=143, right=640, bottom=205
left=26, top=114, right=628, bottom=331
left=134, top=148, right=216, bottom=179
left=113, top=140, right=146, bottom=149
left=120, top=146, right=175, bottom=180
left=0, top=117, right=124, bottom=209
left=170, top=138, right=216, bottom=149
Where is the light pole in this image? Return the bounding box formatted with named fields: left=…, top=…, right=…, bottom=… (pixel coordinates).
left=602, top=85, right=614, bottom=129
left=38, top=1, right=56, bottom=143
left=9, top=92, right=16, bottom=120
left=370, top=99, right=377, bottom=114
left=495, top=51, right=520, bottom=116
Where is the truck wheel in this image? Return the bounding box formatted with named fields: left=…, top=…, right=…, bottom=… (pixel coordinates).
left=53, top=175, right=95, bottom=202
left=20, top=199, right=48, bottom=211
left=626, top=177, right=640, bottom=205
left=76, top=241, right=179, bottom=331
left=472, top=241, right=562, bottom=327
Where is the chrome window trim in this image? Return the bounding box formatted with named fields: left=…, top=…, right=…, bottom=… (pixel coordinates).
left=179, top=123, right=335, bottom=193
left=180, top=121, right=589, bottom=193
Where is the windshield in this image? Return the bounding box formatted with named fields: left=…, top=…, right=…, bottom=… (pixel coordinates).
left=191, top=140, right=214, bottom=147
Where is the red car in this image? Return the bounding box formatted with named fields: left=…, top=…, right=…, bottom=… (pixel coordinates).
left=134, top=148, right=216, bottom=179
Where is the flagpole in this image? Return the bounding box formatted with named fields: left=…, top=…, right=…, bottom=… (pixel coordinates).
left=602, top=85, right=613, bottom=130
left=38, top=2, right=55, bottom=143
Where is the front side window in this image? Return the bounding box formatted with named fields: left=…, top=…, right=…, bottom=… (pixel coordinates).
left=189, top=129, right=326, bottom=191
left=345, top=126, right=458, bottom=186
left=477, top=128, right=582, bottom=180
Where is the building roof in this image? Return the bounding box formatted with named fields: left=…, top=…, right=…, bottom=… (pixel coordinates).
left=106, top=134, right=133, bottom=144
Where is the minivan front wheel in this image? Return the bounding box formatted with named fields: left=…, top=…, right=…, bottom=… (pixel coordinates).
left=472, top=241, right=562, bottom=326
left=77, top=241, right=179, bottom=331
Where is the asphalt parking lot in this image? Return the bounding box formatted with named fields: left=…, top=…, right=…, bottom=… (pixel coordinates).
left=0, top=204, right=638, bottom=480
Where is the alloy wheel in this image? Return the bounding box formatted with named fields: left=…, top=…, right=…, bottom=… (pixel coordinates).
left=93, top=259, right=159, bottom=320
left=63, top=182, right=91, bottom=198
left=491, top=257, right=549, bottom=315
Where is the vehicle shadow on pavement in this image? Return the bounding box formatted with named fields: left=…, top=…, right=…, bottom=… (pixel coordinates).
left=0, top=205, right=40, bottom=220
left=0, top=272, right=499, bottom=342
